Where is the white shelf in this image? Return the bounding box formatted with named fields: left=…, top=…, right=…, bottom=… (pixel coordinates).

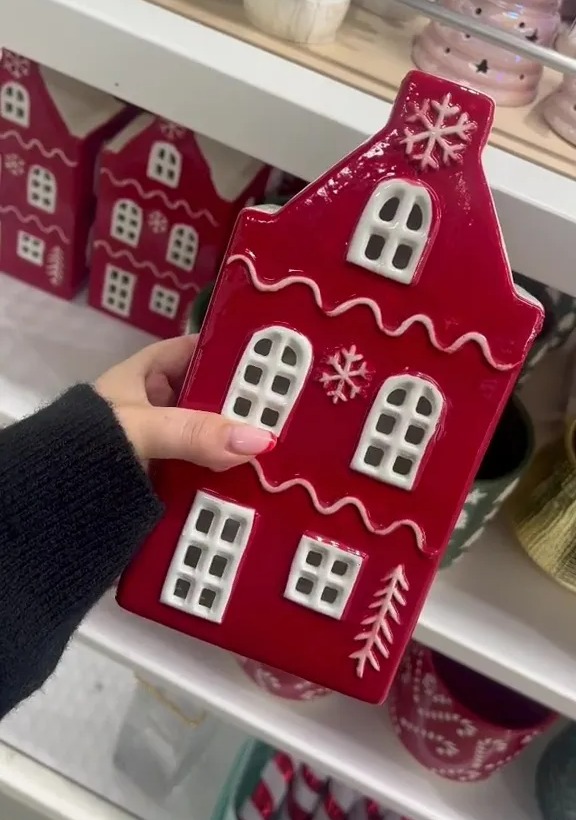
left=0, top=640, right=247, bottom=820
left=0, top=272, right=570, bottom=817
left=1, top=0, right=575, bottom=295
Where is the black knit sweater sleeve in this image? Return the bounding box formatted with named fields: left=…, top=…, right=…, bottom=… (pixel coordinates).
left=0, top=384, right=163, bottom=717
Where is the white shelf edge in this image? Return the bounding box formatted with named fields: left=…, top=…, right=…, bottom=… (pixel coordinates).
left=0, top=742, right=137, bottom=820
left=1, top=0, right=576, bottom=294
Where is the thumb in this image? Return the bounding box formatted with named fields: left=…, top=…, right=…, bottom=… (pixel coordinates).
left=119, top=405, right=276, bottom=470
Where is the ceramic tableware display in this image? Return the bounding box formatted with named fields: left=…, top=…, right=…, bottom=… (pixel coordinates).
left=413, top=0, right=562, bottom=106
left=88, top=113, right=271, bottom=339
left=535, top=723, right=576, bottom=820
left=508, top=418, right=576, bottom=592
left=117, top=71, right=543, bottom=705
left=244, top=0, right=352, bottom=43
left=238, top=658, right=332, bottom=701
left=442, top=395, right=534, bottom=568
left=0, top=50, right=131, bottom=299
left=353, top=0, right=417, bottom=23
left=389, top=642, right=556, bottom=782
left=542, top=23, right=576, bottom=147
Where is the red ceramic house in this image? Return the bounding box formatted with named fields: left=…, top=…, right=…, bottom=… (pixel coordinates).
left=88, top=113, right=271, bottom=338
left=117, top=71, right=543, bottom=703
left=0, top=49, right=130, bottom=299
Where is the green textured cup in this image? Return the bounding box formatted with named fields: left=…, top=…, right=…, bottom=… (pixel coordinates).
left=441, top=395, right=535, bottom=569
left=535, top=724, right=576, bottom=820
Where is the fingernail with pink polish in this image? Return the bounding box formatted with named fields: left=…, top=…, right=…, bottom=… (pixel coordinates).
left=227, top=425, right=276, bottom=456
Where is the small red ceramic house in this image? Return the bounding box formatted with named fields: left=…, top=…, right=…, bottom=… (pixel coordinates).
left=89, top=113, right=271, bottom=338
left=0, top=49, right=130, bottom=299
left=117, top=72, right=543, bottom=703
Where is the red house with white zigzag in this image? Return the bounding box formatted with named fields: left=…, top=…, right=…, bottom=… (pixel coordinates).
left=117, top=72, right=543, bottom=704
left=89, top=113, right=272, bottom=337
left=0, top=49, right=130, bottom=299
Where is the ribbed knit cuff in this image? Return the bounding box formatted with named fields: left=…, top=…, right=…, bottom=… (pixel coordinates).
left=0, top=384, right=163, bottom=649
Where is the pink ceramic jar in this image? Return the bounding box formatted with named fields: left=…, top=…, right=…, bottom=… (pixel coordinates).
left=238, top=658, right=332, bottom=701
left=413, top=0, right=562, bottom=106
left=542, top=25, right=576, bottom=145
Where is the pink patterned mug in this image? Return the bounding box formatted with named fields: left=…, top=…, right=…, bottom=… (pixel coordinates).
left=238, top=658, right=332, bottom=701
left=388, top=642, right=555, bottom=782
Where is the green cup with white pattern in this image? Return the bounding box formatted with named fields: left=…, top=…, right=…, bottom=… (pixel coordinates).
left=441, top=395, right=535, bottom=569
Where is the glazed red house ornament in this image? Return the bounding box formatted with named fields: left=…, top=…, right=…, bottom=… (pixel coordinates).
left=117, top=71, right=543, bottom=704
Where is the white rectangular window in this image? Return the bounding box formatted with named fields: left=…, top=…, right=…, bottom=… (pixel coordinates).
left=161, top=491, right=255, bottom=624
left=352, top=375, right=443, bottom=491
left=284, top=535, right=362, bottom=620
left=17, top=231, right=45, bottom=266
left=222, top=326, right=312, bottom=435
left=102, top=265, right=136, bottom=318
left=110, top=199, right=142, bottom=247
left=149, top=284, right=180, bottom=319
left=0, top=82, right=30, bottom=127
left=147, top=141, right=182, bottom=189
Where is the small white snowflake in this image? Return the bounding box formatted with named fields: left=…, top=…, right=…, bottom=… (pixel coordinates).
left=3, top=51, right=30, bottom=80
left=4, top=153, right=25, bottom=176
left=320, top=345, right=370, bottom=403
left=160, top=120, right=186, bottom=140
left=147, top=210, right=168, bottom=234
left=402, top=94, right=476, bottom=171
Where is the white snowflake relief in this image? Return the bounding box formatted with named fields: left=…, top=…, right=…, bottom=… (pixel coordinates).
left=160, top=120, right=186, bottom=140
left=320, top=345, right=369, bottom=403
left=147, top=210, right=168, bottom=234
left=5, top=153, right=25, bottom=176
left=349, top=565, right=409, bottom=678
left=4, top=51, right=30, bottom=80
left=402, top=94, right=476, bottom=171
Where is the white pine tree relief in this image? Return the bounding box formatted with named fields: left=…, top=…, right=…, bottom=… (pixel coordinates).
left=349, top=565, right=409, bottom=678
left=46, top=246, right=65, bottom=287
left=320, top=345, right=369, bottom=403
left=402, top=94, right=476, bottom=171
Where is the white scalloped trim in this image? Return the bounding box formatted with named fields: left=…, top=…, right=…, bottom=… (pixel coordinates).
left=100, top=169, right=219, bottom=227
left=228, top=253, right=518, bottom=372
left=93, top=241, right=199, bottom=291
left=0, top=205, right=69, bottom=243
left=0, top=131, right=77, bottom=167
left=249, top=459, right=425, bottom=551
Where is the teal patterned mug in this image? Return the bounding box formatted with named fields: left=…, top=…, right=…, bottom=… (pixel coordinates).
left=441, top=396, right=534, bottom=568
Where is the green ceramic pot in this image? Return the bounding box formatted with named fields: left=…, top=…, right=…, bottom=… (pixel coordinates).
left=535, top=724, right=576, bottom=820
left=442, top=395, right=535, bottom=569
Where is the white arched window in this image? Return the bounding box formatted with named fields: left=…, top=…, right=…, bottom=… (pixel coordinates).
left=0, top=81, right=30, bottom=127
left=347, top=180, right=432, bottom=285
left=110, top=199, right=142, bottom=247
left=166, top=224, right=198, bottom=272
left=352, top=375, right=443, bottom=490
left=27, top=165, right=57, bottom=213
left=147, top=141, right=182, bottom=188
left=222, top=326, right=312, bottom=435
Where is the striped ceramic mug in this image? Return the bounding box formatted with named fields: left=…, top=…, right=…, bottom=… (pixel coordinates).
left=441, top=395, right=534, bottom=568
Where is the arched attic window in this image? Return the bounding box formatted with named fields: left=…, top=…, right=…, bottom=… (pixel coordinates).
left=352, top=375, right=443, bottom=490
left=0, top=81, right=29, bottom=127
left=347, top=180, right=432, bottom=284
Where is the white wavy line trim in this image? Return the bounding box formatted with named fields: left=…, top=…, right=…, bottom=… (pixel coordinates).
left=93, top=241, right=199, bottom=292
left=101, top=169, right=219, bottom=227
left=250, top=460, right=425, bottom=551
left=0, top=206, right=69, bottom=243
left=229, top=253, right=517, bottom=372
left=0, top=131, right=77, bottom=167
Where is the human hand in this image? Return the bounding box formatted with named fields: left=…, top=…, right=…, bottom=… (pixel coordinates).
left=95, top=336, right=275, bottom=470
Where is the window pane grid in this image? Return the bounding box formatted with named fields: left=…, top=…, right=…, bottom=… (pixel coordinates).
left=166, top=224, right=198, bottom=272
left=161, top=492, right=255, bottom=624
left=147, top=141, right=182, bottom=189
left=223, top=326, right=312, bottom=434
left=149, top=284, right=180, bottom=319
left=27, top=166, right=57, bottom=214
left=17, top=231, right=45, bottom=266
left=1, top=82, right=29, bottom=127
left=353, top=376, right=442, bottom=490
left=111, top=199, right=142, bottom=247
left=102, top=265, right=136, bottom=317
left=284, top=536, right=362, bottom=620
